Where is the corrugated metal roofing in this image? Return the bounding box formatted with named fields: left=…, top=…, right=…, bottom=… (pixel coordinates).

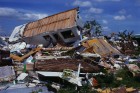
left=23, top=8, right=78, bottom=37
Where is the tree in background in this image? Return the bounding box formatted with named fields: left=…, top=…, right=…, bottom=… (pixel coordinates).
left=117, top=30, right=134, bottom=54
left=84, top=20, right=102, bottom=37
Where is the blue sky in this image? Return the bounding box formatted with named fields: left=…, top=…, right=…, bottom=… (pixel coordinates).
left=0, top=0, right=140, bottom=36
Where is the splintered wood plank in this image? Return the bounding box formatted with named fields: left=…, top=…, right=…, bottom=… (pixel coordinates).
left=10, top=47, right=42, bottom=62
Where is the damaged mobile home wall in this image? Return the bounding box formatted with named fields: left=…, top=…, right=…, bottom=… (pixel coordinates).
left=9, top=8, right=83, bottom=47
left=9, top=24, right=26, bottom=42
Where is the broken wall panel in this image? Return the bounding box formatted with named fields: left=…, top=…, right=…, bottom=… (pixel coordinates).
left=35, top=58, right=99, bottom=73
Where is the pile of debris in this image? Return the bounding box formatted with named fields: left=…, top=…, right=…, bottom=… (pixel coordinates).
left=0, top=8, right=140, bottom=93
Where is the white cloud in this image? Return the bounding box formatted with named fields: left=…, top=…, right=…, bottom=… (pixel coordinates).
left=73, top=0, right=92, bottom=7
left=102, top=20, right=108, bottom=24
left=0, top=7, right=18, bottom=16
left=102, top=26, right=111, bottom=31
left=21, top=13, right=48, bottom=20
left=118, top=9, right=126, bottom=14
left=114, top=15, right=126, bottom=20
left=0, top=7, right=48, bottom=20
left=89, top=7, right=103, bottom=14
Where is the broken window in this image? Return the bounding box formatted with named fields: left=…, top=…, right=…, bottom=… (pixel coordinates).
left=61, top=30, right=75, bottom=39
left=53, top=33, right=63, bottom=42
left=53, top=34, right=59, bottom=40
left=43, top=35, right=52, bottom=42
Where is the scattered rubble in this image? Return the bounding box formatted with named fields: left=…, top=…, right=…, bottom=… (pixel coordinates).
left=0, top=8, right=140, bottom=93
left=0, top=66, right=15, bottom=82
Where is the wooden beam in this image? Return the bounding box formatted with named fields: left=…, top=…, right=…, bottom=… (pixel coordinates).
left=10, top=47, right=42, bottom=62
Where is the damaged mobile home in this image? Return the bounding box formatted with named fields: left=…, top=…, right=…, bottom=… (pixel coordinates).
left=1, top=7, right=140, bottom=93
left=9, top=8, right=83, bottom=47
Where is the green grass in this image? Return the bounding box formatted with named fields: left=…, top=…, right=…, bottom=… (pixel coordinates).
left=58, top=85, right=99, bottom=93
left=93, top=68, right=140, bottom=88
left=111, top=68, right=140, bottom=88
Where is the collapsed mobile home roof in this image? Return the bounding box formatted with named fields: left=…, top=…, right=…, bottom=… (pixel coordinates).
left=82, top=38, right=121, bottom=57
left=23, top=8, right=78, bottom=37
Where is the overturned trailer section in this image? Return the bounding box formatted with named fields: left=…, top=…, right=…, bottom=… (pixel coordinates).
left=9, top=8, right=83, bottom=47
